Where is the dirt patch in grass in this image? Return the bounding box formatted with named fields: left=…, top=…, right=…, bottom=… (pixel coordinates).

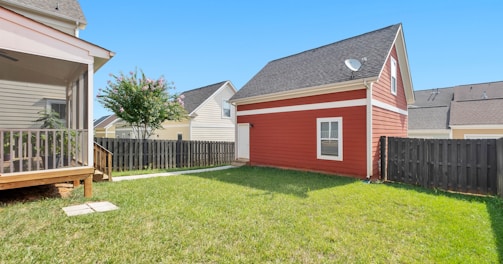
left=0, top=183, right=74, bottom=205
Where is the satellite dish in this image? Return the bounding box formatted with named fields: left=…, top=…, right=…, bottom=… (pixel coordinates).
left=344, top=59, right=362, bottom=72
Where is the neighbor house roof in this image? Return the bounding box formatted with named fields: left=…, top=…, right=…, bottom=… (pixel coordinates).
left=181, top=81, right=228, bottom=114
left=232, top=24, right=409, bottom=102
left=450, top=99, right=503, bottom=126
left=409, top=80, right=503, bottom=129
left=449, top=81, right=503, bottom=126
left=0, top=0, right=86, bottom=25
left=94, top=114, right=118, bottom=129
left=453, top=81, right=503, bottom=101
left=408, top=88, right=453, bottom=130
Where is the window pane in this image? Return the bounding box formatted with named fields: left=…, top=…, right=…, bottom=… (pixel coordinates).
left=330, top=122, right=338, bottom=138
left=222, top=100, right=231, bottom=117
left=321, top=139, right=338, bottom=156
left=320, top=122, right=329, bottom=138
left=51, top=103, right=66, bottom=119
left=392, top=77, right=397, bottom=93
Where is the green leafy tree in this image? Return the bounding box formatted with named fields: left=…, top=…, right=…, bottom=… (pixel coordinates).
left=98, top=69, right=186, bottom=140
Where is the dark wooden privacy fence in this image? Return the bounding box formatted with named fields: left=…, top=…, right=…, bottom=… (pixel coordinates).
left=94, top=138, right=235, bottom=171
left=381, top=136, right=503, bottom=198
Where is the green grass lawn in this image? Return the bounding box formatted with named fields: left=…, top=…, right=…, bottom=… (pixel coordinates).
left=1, top=166, right=502, bottom=263
left=112, top=165, right=220, bottom=177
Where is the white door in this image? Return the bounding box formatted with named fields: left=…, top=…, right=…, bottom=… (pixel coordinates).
left=237, top=123, right=250, bottom=160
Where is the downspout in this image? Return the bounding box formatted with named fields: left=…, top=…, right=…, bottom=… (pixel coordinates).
left=365, top=80, right=373, bottom=180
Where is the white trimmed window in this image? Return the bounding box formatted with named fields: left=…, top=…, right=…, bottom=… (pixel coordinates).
left=390, top=57, right=397, bottom=95
left=222, top=100, right=231, bottom=118
left=317, top=117, right=342, bottom=161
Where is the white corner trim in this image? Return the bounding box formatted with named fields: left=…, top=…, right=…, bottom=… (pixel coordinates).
left=372, top=99, right=408, bottom=116
left=237, top=99, right=367, bottom=116
left=366, top=83, right=373, bottom=178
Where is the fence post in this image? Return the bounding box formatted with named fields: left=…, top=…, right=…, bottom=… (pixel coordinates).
left=379, top=136, right=386, bottom=180
left=497, top=138, right=503, bottom=198
left=176, top=138, right=181, bottom=168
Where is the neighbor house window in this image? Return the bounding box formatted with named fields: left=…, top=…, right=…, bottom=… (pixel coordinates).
left=390, top=57, right=397, bottom=95
left=317, top=117, right=342, bottom=161
left=222, top=100, right=231, bottom=118
left=46, top=99, right=66, bottom=121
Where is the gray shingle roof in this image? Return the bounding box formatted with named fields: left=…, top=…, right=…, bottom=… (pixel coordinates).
left=181, top=81, right=227, bottom=114
left=408, top=87, right=453, bottom=130
left=453, top=81, right=503, bottom=101
left=410, top=87, right=454, bottom=108
left=232, top=24, right=401, bottom=100
left=94, top=114, right=118, bottom=128
left=409, top=80, right=503, bottom=129
left=450, top=99, right=503, bottom=125
left=0, top=0, right=86, bottom=24
left=408, top=107, right=450, bottom=129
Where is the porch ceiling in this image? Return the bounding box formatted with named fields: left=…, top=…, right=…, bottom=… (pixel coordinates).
left=0, top=49, right=83, bottom=86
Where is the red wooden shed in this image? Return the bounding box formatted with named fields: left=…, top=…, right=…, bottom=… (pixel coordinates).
left=230, top=24, right=414, bottom=179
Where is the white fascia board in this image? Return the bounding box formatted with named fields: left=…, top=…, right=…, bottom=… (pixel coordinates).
left=376, top=25, right=414, bottom=105
left=231, top=77, right=377, bottom=106
left=450, top=124, right=503, bottom=129
left=0, top=8, right=113, bottom=63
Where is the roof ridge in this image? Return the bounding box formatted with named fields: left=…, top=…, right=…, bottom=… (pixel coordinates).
left=421, top=80, right=503, bottom=90
left=182, top=80, right=227, bottom=94
left=268, top=23, right=401, bottom=64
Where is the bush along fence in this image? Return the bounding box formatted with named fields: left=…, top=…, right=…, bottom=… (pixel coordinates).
left=94, top=138, right=235, bottom=171
left=380, top=136, right=503, bottom=198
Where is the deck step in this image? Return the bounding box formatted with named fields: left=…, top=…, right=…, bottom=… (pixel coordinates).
left=231, top=159, right=249, bottom=167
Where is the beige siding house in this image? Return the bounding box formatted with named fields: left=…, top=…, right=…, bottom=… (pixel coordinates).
left=116, top=81, right=237, bottom=142
left=0, top=0, right=90, bottom=129
left=94, top=114, right=119, bottom=138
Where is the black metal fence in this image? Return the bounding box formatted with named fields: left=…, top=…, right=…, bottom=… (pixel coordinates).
left=95, top=138, right=235, bottom=171
left=381, top=136, right=503, bottom=198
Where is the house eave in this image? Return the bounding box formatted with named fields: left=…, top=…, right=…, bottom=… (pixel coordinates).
left=230, top=77, right=378, bottom=106
left=188, top=81, right=234, bottom=116
left=377, top=24, right=415, bottom=105
left=0, top=0, right=87, bottom=26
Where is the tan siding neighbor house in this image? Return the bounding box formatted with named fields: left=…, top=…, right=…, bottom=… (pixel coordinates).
left=112, top=81, right=237, bottom=142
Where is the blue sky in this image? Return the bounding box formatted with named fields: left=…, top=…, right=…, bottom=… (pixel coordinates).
left=79, top=1, right=503, bottom=119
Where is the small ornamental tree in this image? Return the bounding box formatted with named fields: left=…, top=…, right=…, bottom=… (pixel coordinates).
left=97, top=69, right=186, bottom=140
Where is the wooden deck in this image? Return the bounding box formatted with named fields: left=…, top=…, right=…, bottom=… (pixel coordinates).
left=0, top=167, right=93, bottom=197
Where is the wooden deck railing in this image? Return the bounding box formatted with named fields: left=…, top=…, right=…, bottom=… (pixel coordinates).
left=0, top=129, right=88, bottom=174
left=93, top=142, right=113, bottom=181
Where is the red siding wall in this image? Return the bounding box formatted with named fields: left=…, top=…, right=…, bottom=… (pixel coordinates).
left=371, top=45, right=408, bottom=177
left=372, top=45, right=408, bottom=110
left=237, top=89, right=368, bottom=178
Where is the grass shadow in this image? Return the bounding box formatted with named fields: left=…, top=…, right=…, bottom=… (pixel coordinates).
left=190, top=165, right=357, bottom=198
left=385, top=181, right=503, bottom=263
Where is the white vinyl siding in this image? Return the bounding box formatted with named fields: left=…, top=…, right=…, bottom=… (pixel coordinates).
left=0, top=80, right=65, bottom=128
left=317, top=117, right=342, bottom=161
left=390, top=57, right=397, bottom=95
left=190, top=83, right=235, bottom=142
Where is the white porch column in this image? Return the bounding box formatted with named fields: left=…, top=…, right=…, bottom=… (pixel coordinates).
left=87, top=64, right=94, bottom=166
